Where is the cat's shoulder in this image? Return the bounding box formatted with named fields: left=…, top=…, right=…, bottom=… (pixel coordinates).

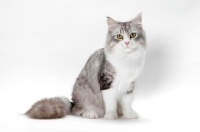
left=92, top=48, right=104, bottom=56
left=89, top=48, right=105, bottom=60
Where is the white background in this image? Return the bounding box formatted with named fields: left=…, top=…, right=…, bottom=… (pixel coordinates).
left=0, top=0, right=200, bottom=132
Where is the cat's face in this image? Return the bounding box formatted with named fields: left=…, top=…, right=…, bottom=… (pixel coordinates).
left=106, top=13, right=146, bottom=53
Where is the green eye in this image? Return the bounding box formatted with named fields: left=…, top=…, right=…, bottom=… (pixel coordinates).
left=117, top=34, right=123, bottom=39
left=130, top=33, right=136, bottom=38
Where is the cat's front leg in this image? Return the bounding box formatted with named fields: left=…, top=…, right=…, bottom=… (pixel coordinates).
left=102, top=87, right=118, bottom=120
left=121, top=92, right=138, bottom=119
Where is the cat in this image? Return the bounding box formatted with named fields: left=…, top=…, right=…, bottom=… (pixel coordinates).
left=25, top=13, right=146, bottom=120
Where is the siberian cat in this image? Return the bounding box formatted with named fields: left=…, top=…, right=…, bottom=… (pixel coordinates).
left=26, top=13, right=146, bottom=120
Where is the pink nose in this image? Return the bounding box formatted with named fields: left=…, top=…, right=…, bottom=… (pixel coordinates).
left=125, top=41, right=130, bottom=46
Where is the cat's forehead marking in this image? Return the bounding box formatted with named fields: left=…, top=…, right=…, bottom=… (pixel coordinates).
left=117, top=22, right=131, bottom=33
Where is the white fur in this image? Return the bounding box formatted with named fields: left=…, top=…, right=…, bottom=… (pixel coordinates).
left=120, top=93, right=138, bottom=119
left=104, top=111, right=118, bottom=119
left=103, top=38, right=145, bottom=119
left=102, top=80, right=118, bottom=119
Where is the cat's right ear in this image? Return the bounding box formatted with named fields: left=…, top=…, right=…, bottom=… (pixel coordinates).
left=131, top=13, right=142, bottom=29
left=107, top=17, right=118, bottom=31
left=131, top=13, right=142, bottom=24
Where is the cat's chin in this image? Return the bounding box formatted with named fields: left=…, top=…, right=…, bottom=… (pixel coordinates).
left=122, top=47, right=137, bottom=53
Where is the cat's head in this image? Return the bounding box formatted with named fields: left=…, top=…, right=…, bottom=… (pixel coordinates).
left=105, top=13, right=146, bottom=53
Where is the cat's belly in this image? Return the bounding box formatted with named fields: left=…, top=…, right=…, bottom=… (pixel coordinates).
left=104, top=62, right=142, bottom=97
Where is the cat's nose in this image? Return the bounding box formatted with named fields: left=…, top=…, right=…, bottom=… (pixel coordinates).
left=125, top=41, right=130, bottom=46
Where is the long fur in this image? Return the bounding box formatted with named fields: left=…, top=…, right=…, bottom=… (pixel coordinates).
left=26, top=97, right=71, bottom=119
left=25, top=13, right=146, bottom=119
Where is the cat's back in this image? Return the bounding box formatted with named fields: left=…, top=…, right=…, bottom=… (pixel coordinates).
left=71, top=48, right=106, bottom=116
left=83, top=48, right=105, bottom=71
left=73, top=48, right=105, bottom=91
left=73, top=48, right=116, bottom=91
left=88, top=48, right=105, bottom=63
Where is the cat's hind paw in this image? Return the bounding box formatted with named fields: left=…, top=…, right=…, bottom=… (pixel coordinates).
left=82, top=111, right=99, bottom=119
left=104, top=112, right=118, bottom=120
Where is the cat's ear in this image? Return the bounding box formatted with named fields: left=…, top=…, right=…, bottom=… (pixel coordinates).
left=131, top=13, right=142, bottom=28
left=107, top=17, right=118, bottom=31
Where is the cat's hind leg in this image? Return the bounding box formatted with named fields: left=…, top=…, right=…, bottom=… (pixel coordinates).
left=72, top=89, right=105, bottom=119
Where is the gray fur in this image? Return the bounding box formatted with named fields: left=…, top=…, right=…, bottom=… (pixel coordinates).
left=71, top=49, right=115, bottom=117
left=26, top=13, right=146, bottom=119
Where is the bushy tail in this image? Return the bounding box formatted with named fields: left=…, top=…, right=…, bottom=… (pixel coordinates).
left=25, top=97, right=72, bottom=119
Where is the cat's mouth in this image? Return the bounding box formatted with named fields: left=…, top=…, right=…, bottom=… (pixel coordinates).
left=125, top=46, right=137, bottom=49
left=123, top=46, right=138, bottom=53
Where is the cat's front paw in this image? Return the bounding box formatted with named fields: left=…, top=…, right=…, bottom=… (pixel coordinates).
left=82, top=111, right=99, bottom=119
left=123, top=110, right=138, bottom=119
left=104, top=112, right=118, bottom=120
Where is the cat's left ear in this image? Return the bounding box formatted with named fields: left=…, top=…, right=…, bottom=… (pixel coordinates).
left=131, top=13, right=142, bottom=28
left=107, top=17, right=118, bottom=31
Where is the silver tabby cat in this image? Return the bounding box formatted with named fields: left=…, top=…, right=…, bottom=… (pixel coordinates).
left=26, top=13, right=146, bottom=119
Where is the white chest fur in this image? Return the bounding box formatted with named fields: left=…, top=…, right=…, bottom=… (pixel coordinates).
left=106, top=48, right=145, bottom=92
